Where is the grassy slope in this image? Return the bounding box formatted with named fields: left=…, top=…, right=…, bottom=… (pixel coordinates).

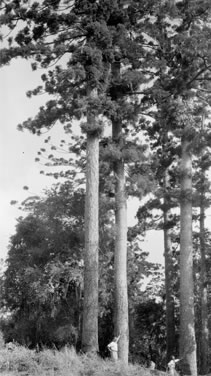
left=0, top=346, right=155, bottom=376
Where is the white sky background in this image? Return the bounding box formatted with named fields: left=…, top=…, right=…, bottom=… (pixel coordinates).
left=0, top=58, right=164, bottom=264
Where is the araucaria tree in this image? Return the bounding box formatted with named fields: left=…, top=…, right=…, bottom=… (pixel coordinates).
left=136, top=1, right=211, bottom=373
left=179, top=100, right=197, bottom=376
left=0, top=0, right=151, bottom=362
left=3, top=0, right=211, bottom=370
left=0, top=0, right=145, bottom=359
left=0, top=0, right=114, bottom=353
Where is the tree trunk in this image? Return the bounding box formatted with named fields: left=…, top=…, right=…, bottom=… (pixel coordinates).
left=163, top=169, right=176, bottom=361
left=179, top=127, right=197, bottom=376
left=164, top=2, right=176, bottom=360
left=199, top=116, right=208, bottom=374
left=199, top=186, right=208, bottom=374
left=82, top=97, right=99, bottom=352
left=112, top=118, right=129, bottom=364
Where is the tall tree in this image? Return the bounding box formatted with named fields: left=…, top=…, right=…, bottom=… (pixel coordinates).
left=163, top=169, right=176, bottom=360
left=179, top=100, right=197, bottom=376
left=158, top=108, right=178, bottom=360
left=112, top=115, right=128, bottom=361
left=110, top=52, right=129, bottom=360
left=0, top=0, right=114, bottom=353
left=199, top=164, right=209, bottom=375
left=194, top=112, right=211, bottom=374
left=82, top=88, right=100, bottom=352
left=139, top=2, right=211, bottom=373
left=105, top=1, right=157, bottom=360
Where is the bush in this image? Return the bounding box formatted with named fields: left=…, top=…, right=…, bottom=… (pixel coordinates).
left=0, top=344, right=153, bottom=376
left=0, top=345, right=38, bottom=373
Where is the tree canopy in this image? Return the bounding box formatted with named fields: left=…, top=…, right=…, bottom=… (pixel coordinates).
left=1, top=0, right=211, bottom=372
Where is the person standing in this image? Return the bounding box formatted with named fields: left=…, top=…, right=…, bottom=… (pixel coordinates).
left=149, top=360, right=156, bottom=370
left=107, top=336, right=120, bottom=361
left=168, top=356, right=180, bottom=376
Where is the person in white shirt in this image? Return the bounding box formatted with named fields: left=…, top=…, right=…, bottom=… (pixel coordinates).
left=168, top=356, right=180, bottom=376
left=149, top=360, right=156, bottom=370
left=107, top=335, right=120, bottom=361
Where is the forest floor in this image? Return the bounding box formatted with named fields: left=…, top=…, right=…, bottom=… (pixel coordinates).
left=0, top=345, right=155, bottom=376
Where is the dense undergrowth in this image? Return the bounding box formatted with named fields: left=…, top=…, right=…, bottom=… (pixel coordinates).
left=0, top=345, right=153, bottom=376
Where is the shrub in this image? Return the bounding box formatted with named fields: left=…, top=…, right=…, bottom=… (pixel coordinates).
left=0, top=345, right=153, bottom=376
left=0, top=345, right=38, bottom=373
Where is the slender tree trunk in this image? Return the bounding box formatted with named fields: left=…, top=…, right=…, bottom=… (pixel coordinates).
left=163, top=169, right=176, bottom=361
left=199, top=116, right=208, bottom=374
left=199, top=185, right=208, bottom=374
left=112, top=118, right=129, bottom=364
left=179, top=125, right=197, bottom=376
left=164, top=0, right=176, bottom=358
left=82, top=90, right=99, bottom=353
left=111, top=54, right=128, bottom=363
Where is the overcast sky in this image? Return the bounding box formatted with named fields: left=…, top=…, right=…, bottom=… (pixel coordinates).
left=0, top=59, right=58, bottom=259
left=0, top=58, right=164, bottom=264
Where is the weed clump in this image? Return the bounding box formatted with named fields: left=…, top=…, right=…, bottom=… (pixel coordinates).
left=0, top=344, right=152, bottom=376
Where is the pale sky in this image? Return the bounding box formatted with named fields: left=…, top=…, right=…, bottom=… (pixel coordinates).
left=0, top=58, right=164, bottom=264
left=0, top=59, right=61, bottom=259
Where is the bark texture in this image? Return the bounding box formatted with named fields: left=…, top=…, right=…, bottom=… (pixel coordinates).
left=113, top=119, right=129, bottom=364
left=82, top=130, right=99, bottom=353
left=199, top=162, right=208, bottom=374
left=164, top=169, right=176, bottom=361
left=179, top=131, right=197, bottom=376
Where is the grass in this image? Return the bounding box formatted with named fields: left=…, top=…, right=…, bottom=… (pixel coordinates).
left=0, top=345, right=154, bottom=376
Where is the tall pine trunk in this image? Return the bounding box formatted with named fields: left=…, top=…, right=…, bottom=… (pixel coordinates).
left=82, top=90, right=99, bottom=353
left=112, top=118, right=129, bottom=363
left=179, top=123, right=197, bottom=376
left=164, top=169, right=176, bottom=361
left=199, top=183, right=208, bottom=374
left=110, top=54, right=129, bottom=363
left=199, top=116, right=208, bottom=374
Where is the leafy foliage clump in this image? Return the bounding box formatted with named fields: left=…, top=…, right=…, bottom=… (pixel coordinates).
left=0, top=345, right=156, bottom=376
left=0, top=345, right=39, bottom=374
